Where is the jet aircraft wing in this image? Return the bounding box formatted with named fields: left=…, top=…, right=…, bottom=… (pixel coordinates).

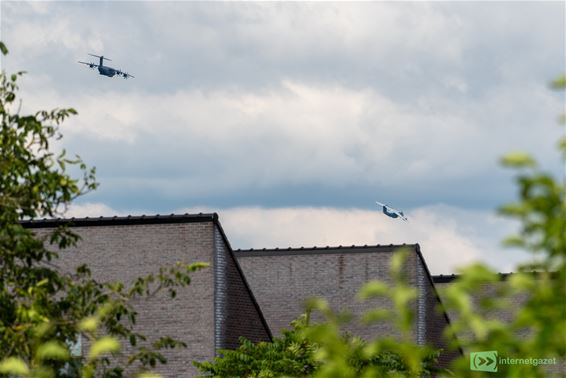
left=116, top=69, right=135, bottom=79
left=78, top=61, right=99, bottom=68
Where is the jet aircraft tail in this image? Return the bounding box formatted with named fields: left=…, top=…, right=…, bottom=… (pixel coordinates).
left=88, top=54, right=111, bottom=67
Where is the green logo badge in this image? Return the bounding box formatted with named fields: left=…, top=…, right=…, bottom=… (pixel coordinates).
left=470, top=351, right=498, bottom=372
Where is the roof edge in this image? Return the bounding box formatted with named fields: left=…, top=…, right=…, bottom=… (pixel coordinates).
left=235, top=244, right=418, bottom=257
left=432, top=271, right=555, bottom=283
left=21, top=213, right=218, bottom=228
left=432, top=272, right=513, bottom=284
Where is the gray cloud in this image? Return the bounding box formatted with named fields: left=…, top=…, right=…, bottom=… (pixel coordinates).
left=2, top=2, right=564, bottom=272
left=65, top=202, right=525, bottom=275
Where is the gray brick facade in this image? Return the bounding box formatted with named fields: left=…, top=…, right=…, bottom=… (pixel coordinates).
left=214, top=226, right=272, bottom=351
left=235, top=244, right=460, bottom=368
left=25, top=214, right=271, bottom=377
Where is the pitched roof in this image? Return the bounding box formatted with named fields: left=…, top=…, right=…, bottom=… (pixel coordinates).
left=235, top=243, right=418, bottom=256
left=21, top=213, right=218, bottom=228
left=433, top=272, right=522, bottom=283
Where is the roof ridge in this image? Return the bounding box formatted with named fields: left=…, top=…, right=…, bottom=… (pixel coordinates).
left=432, top=272, right=517, bottom=283
left=234, top=244, right=417, bottom=258
left=21, top=212, right=218, bottom=228
left=235, top=243, right=417, bottom=253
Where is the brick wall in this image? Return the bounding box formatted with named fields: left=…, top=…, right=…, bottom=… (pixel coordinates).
left=236, top=246, right=414, bottom=341
left=28, top=215, right=275, bottom=377
left=32, top=218, right=216, bottom=377
left=213, top=225, right=272, bottom=351
left=414, top=252, right=462, bottom=369
left=237, top=245, right=461, bottom=370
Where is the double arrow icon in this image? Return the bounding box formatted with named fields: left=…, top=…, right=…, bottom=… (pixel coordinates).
left=477, top=355, right=495, bottom=366
left=471, top=351, right=498, bottom=372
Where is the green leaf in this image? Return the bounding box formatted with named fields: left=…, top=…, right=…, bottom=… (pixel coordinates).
left=508, top=272, right=535, bottom=291
left=305, top=298, right=329, bottom=313
left=362, top=309, right=390, bottom=324
left=390, top=248, right=410, bottom=277
left=79, top=316, right=98, bottom=332
left=36, top=341, right=70, bottom=361
left=551, top=75, right=566, bottom=89
left=500, top=152, right=537, bottom=168
left=0, top=357, right=29, bottom=375
left=501, top=235, right=525, bottom=248
left=498, top=203, right=529, bottom=217
left=88, top=336, right=120, bottom=360
left=0, top=41, right=8, bottom=55
left=357, top=281, right=388, bottom=300
left=187, top=262, right=210, bottom=271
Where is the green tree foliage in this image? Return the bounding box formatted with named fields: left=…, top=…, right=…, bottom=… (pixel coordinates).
left=0, top=42, right=208, bottom=377
left=194, top=314, right=319, bottom=378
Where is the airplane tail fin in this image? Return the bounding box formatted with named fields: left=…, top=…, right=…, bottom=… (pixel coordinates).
left=88, top=54, right=111, bottom=66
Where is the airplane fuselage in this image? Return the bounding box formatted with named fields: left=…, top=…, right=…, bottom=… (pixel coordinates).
left=96, top=55, right=118, bottom=77
left=98, top=66, right=118, bottom=77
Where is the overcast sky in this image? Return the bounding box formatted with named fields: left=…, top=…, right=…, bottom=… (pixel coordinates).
left=1, top=1, right=564, bottom=274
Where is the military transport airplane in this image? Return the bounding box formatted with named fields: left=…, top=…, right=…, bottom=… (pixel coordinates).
left=78, top=54, right=134, bottom=79
left=375, top=201, right=408, bottom=221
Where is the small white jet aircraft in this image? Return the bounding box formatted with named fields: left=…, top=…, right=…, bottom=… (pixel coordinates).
left=376, top=201, right=408, bottom=221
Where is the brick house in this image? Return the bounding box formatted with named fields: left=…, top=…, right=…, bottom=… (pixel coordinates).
left=24, top=212, right=460, bottom=377
left=236, top=245, right=461, bottom=369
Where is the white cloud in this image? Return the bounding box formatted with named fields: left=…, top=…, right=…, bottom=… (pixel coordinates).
left=62, top=202, right=527, bottom=275
left=64, top=202, right=128, bottom=218
left=177, top=204, right=527, bottom=275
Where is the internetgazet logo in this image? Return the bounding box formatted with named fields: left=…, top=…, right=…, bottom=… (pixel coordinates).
left=470, top=351, right=557, bottom=373
left=470, top=351, right=498, bottom=372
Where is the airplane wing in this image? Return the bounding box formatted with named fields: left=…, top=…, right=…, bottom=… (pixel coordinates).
left=78, top=61, right=99, bottom=68
left=392, top=209, right=408, bottom=221
left=375, top=201, right=386, bottom=208
left=388, top=207, right=407, bottom=219
left=116, top=69, right=135, bottom=79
